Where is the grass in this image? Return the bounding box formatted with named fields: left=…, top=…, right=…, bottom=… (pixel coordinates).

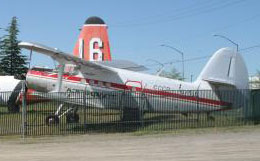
left=0, top=101, right=254, bottom=137
left=133, top=124, right=260, bottom=136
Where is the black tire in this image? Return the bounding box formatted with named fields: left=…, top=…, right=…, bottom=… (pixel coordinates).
left=7, top=81, right=24, bottom=113
left=66, top=113, right=79, bottom=123
left=122, top=108, right=143, bottom=122
left=7, top=104, right=20, bottom=113
left=46, top=115, right=59, bottom=125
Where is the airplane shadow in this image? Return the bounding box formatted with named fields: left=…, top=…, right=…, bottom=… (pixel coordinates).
left=67, top=114, right=198, bottom=133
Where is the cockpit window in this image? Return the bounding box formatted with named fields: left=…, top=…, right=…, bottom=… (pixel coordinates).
left=31, top=66, right=53, bottom=72
left=63, top=64, right=79, bottom=75
left=31, top=65, right=79, bottom=76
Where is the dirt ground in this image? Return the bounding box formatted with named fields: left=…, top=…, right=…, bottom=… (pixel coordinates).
left=1, top=126, right=260, bottom=161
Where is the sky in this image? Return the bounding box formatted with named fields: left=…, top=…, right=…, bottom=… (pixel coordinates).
left=0, top=0, right=260, bottom=81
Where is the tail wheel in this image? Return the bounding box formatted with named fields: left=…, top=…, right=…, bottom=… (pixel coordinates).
left=46, top=115, right=59, bottom=125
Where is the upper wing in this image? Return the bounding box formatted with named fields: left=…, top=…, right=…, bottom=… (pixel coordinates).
left=18, top=42, right=116, bottom=75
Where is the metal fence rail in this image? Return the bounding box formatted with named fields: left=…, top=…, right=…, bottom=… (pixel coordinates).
left=0, top=89, right=259, bottom=136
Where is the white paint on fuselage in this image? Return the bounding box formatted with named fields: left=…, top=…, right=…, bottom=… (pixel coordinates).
left=27, top=67, right=224, bottom=113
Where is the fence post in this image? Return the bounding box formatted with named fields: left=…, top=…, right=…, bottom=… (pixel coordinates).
left=196, top=90, right=200, bottom=125
left=21, top=80, right=27, bottom=139
left=83, top=88, right=87, bottom=129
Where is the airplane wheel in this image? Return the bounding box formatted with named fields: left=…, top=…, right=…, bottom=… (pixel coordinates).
left=7, top=81, right=24, bottom=113
left=66, top=113, right=79, bottom=123
left=46, top=115, right=59, bottom=125
left=7, top=104, right=20, bottom=113
left=122, top=108, right=143, bottom=123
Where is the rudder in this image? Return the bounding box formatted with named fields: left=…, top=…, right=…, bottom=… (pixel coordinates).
left=196, top=48, right=248, bottom=89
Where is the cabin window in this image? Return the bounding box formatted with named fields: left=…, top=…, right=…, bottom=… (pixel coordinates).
left=63, top=64, right=79, bottom=75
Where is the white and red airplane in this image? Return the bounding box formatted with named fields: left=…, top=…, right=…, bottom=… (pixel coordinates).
left=18, top=37, right=249, bottom=124
left=0, top=16, right=113, bottom=112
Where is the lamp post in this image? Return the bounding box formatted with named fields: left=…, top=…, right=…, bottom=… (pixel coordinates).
left=160, top=44, right=185, bottom=80
left=146, top=59, right=165, bottom=76
left=213, top=34, right=238, bottom=52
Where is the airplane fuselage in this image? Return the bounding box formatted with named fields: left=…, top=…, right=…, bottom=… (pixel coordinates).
left=26, top=67, right=232, bottom=113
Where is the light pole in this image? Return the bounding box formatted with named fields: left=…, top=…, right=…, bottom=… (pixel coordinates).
left=160, top=44, right=185, bottom=80
left=146, top=59, right=165, bottom=76
left=213, top=34, right=238, bottom=52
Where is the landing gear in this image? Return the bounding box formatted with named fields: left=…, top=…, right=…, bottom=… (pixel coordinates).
left=121, top=108, right=144, bottom=124
left=7, top=81, right=25, bottom=113
left=45, top=104, right=80, bottom=125
left=7, top=104, right=20, bottom=113
left=207, top=112, right=215, bottom=121
left=46, top=115, right=59, bottom=125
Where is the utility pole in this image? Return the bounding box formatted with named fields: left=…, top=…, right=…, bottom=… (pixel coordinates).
left=146, top=59, right=165, bottom=76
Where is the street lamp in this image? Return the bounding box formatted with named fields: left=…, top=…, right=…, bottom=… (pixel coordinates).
left=160, top=44, right=185, bottom=80
left=146, top=59, right=165, bottom=76
left=213, top=34, right=238, bottom=52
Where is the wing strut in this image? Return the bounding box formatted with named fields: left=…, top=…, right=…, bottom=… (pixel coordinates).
left=54, top=64, right=65, bottom=92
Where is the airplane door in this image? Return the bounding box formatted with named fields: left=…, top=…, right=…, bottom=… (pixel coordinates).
left=125, top=80, right=143, bottom=92
left=122, top=80, right=148, bottom=110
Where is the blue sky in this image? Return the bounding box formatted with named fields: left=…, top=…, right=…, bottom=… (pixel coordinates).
left=0, top=0, right=259, bottom=80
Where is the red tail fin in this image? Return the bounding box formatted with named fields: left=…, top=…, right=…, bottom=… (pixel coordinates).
left=73, top=16, right=112, bottom=61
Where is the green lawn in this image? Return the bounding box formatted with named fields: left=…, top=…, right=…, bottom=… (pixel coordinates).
left=0, top=103, right=253, bottom=136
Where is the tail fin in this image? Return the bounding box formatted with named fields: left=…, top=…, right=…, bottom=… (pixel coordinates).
left=73, top=16, right=112, bottom=61
left=196, top=48, right=248, bottom=89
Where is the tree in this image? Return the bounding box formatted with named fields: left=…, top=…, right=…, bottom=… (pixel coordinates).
left=0, top=17, right=27, bottom=76
left=0, top=36, right=4, bottom=75
left=159, top=66, right=182, bottom=80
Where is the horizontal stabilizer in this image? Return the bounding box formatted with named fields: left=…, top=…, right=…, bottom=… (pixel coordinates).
left=203, top=78, right=236, bottom=87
